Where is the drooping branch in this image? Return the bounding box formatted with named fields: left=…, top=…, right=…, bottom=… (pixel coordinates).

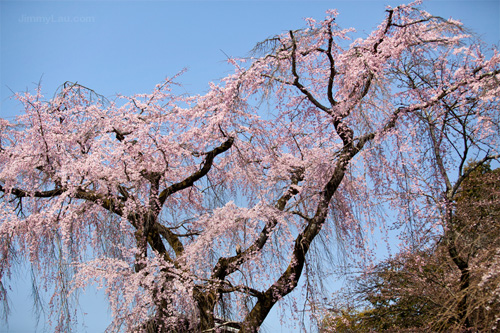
left=1, top=4, right=497, bottom=332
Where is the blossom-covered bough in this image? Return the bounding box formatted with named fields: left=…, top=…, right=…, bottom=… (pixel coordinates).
left=0, top=2, right=498, bottom=332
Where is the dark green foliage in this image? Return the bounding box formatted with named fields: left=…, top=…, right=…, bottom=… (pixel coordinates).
left=322, top=166, right=500, bottom=332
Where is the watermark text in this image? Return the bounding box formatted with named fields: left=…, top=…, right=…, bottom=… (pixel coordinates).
left=19, top=14, right=95, bottom=24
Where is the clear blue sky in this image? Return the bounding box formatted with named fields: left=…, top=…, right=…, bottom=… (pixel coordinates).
left=0, top=1, right=499, bottom=332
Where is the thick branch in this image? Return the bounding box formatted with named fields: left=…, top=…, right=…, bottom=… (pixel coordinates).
left=325, top=22, right=338, bottom=107
left=158, top=137, right=234, bottom=206
left=240, top=145, right=360, bottom=332
left=211, top=168, right=304, bottom=281
left=289, top=30, right=331, bottom=114
left=0, top=184, right=127, bottom=218
left=0, top=185, right=64, bottom=198
left=152, top=222, right=185, bottom=257
left=74, top=189, right=125, bottom=217
left=451, top=153, right=500, bottom=199
left=374, top=9, right=394, bottom=53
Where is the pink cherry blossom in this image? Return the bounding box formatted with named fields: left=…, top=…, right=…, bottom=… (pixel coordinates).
left=0, top=2, right=498, bottom=332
